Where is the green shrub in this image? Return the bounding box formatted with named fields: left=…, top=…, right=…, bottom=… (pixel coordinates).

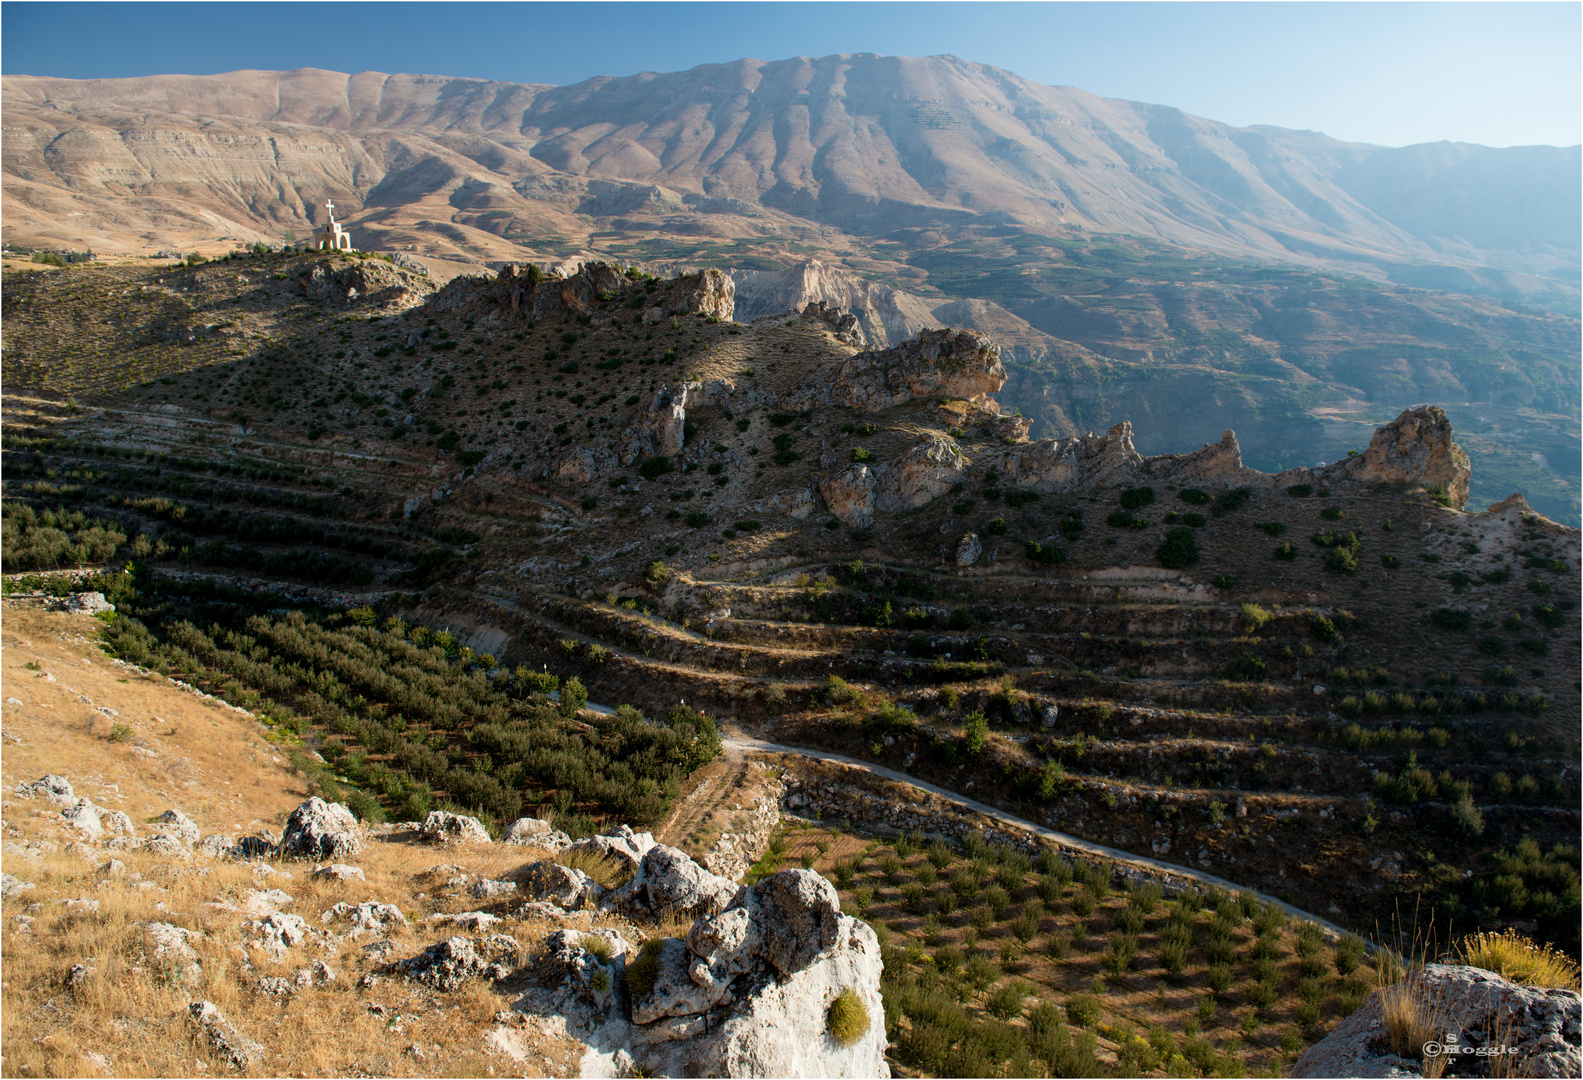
left=1431, top=608, right=1472, bottom=631
left=1119, top=486, right=1156, bottom=510
left=826, top=987, right=869, bottom=1046
left=1254, top=521, right=1287, bottom=536
left=986, top=980, right=1030, bottom=1020
left=1065, top=993, right=1100, bottom=1027
left=1309, top=616, right=1338, bottom=642
left=1287, top=484, right=1313, bottom=497
left=986, top=517, right=1007, bottom=536
left=1024, top=540, right=1065, bottom=566
left=1274, top=542, right=1297, bottom=561
left=1179, top=488, right=1209, bottom=505
left=1211, top=573, right=1235, bottom=589
left=685, top=511, right=710, bottom=528
left=1155, top=527, right=1199, bottom=569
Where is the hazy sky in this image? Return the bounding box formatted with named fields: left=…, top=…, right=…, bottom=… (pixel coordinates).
left=4, top=2, right=1578, bottom=147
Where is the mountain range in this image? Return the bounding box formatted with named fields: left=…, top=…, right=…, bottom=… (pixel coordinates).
left=3, top=54, right=1579, bottom=521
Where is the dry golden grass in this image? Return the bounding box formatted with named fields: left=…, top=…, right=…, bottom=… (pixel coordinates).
left=1376, top=977, right=1450, bottom=1066
left=0, top=602, right=657, bottom=1077
left=1457, top=929, right=1581, bottom=990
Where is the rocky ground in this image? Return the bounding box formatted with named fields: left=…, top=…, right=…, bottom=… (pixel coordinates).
left=0, top=603, right=886, bottom=1078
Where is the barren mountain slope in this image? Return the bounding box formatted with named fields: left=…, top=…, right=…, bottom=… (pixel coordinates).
left=5, top=57, right=1578, bottom=298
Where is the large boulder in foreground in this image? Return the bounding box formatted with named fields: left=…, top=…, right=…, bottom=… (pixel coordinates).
left=1334, top=405, right=1471, bottom=508
left=632, top=868, right=888, bottom=1078
left=277, top=798, right=363, bottom=860
left=1293, top=963, right=1580, bottom=1078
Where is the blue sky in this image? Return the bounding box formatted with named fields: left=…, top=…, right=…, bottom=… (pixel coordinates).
left=4, top=2, right=1578, bottom=147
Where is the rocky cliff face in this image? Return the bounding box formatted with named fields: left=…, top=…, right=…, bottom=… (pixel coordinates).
left=436, top=261, right=734, bottom=324
left=624, top=869, right=888, bottom=1078
left=1331, top=405, right=1471, bottom=509
left=836, top=327, right=1006, bottom=410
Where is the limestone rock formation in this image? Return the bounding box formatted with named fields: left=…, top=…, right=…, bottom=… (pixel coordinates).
left=632, top=868, right=889, bottom=1078
left=801, top=300, right=864, bottom=346
left=817, top=465, right=876, bottom=528
left=1332, top=405, right=1471, bottom=508
left=874, top=434, right=967, bottom=512
left=606, top=844, right=738, bottom=921
left=565, top=824, right=656, bottom=871
left=421, top=810, right=492, bottom=845
left=955, top=532, right=983, bottom=567
left=836, top=327, right=1005, bottom=411
left=15, top=775, right=76, bottom=805
left=1000, top=421, right=1146, bottom=492
left=152, top=808, right=200, bottom=849
left=439, top=262, right=733, bottom=324
left=518, top=861, right=603, bottom=912
left=393, top=934, right=519, bottom=991
left=277, top=798, right=364, bottom=860
left=1293, top=963, right=1581, bottom=1079
left=296, top=258, right=427, bottom=309
left=188, top=1001, right=265, bottom=1070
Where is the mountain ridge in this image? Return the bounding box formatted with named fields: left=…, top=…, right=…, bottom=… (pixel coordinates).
left=5, top=55, right=1578, bottom=304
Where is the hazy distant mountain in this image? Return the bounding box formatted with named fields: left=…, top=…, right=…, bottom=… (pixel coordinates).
left=3, top=56, right=1577, bottom=306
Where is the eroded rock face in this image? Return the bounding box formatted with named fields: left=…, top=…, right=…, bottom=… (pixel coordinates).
left=874, top=435, right=966, bottom=512
left=1293, top=963, right=1581, bottom=1079
left=447, top=261, right=733, bottom=323
left=836, top=326, right=1005, bottom=410
left=631, top=868, right=889, bottom=1078
left=1334, top=405, right=1471, bottom=508
left=817, top=465, right=876, bottom=527
left=1001, top=421, right=1145, bottom=492
left=278, top=798, right=363, bottom=860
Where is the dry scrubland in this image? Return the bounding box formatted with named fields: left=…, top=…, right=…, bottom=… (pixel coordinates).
left=1, top=604, right=616, bottom=1077
left=1, top=250, right=1580, bottom=1077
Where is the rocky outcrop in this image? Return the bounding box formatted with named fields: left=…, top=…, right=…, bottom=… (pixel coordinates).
left=518, top=862, right=603, bottom=912
left=731, top=259, right=940, bottom=349
left=1330, top=405, right=1471, bottom=508
left=277, top=798, right=363, bottom=860
left=632, top=869, right=888, bottom=1078
left=421, top=810, right=492, bottom=845
left=297, top=258, right=427, bottom=309
left=392, top=934, right=519, bottom=991
left=874, top=434, right=967, bottom=511
left=801, top=300, right=863, bottom=346
left=1293, top=963, right=1581, bottom=1079
left=548, top=447, right=617, bottom=485
left=606, top=844, right=738, bottom=921
left=188, top=1001, right=264, bottom=1070
left=817, top=465, right=876, bottom=527
left=566, top=824, right=656, bottom=871
left=836, top=327, right=1005, bottom=410
left=15, top=775, right=76, bottom=805
left=53, top=592, right=114, bottom=615
left=439, top=262, right=733, bottom=323
left=1001, top=421, right=1146, bottom=492
left=955, top=532, right=982, bottom=566
left=152, top=808, right=200, bottom=849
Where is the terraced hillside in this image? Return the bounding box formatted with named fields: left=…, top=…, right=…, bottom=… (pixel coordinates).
left=4, top=251, right=1579, bottom=985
